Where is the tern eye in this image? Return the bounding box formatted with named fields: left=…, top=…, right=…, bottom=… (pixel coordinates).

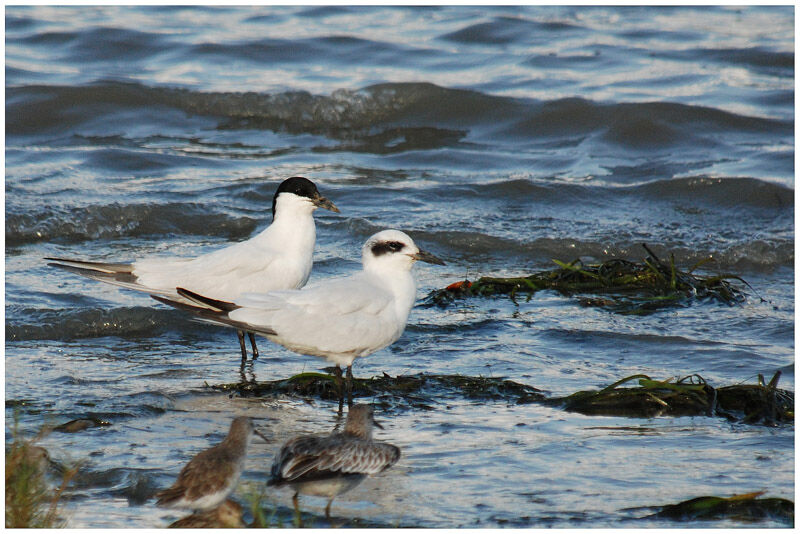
left=371, top=241, right=406, bottom=256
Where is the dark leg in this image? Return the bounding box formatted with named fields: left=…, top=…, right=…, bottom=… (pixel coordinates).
left=325, top=498, right=333, bottom=519
left=237, top=330, right=247, bottom=362
left=292, top=492, right=303, bottom=528
left=248, top=332, right=259, bottom=360
left=345, top=365, right=354, bottom=407
left=333, top=365, right=344, bottom=414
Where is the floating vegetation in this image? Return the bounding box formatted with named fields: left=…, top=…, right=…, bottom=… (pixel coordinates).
left=52, top=417, right=112, bottom=433
left=651, top=492, right=793, bottom=525
left=212, top=372, right=546, bottom=411
left=554, top=371, right=792, bottom=425
left=212, top=370, right=791, bottom=426
left=426, top=244, right=750, bottom=314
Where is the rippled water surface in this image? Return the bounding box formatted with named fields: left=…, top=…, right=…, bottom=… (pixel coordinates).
left=5, top=5, right=794, bottom=528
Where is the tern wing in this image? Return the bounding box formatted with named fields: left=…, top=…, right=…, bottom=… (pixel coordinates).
left=45, top=257, right=181, bottom=297
left=227, top=275, right=401, bottom=356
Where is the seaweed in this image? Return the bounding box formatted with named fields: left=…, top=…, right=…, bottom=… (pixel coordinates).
left=211, top=370, right=791, bottom=426
left=553, top=371, right=792, bottom=425
left=211, top=371, right=546, bottom=411
left=651, top=492, right=793, bottom=525
left=425, top=244, right=749, bottom=314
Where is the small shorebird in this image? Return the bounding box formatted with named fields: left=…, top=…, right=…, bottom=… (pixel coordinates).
left=153, top=229, right=445, bottom=408
left=167, top=499, right=245, bottom=528
left=268, top=404, right=400, bottom=520
left=46, top=176, right=339, bottom=362
left=155, top=416, right=267, bottom=512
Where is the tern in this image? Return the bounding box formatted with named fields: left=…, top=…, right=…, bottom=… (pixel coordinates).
left=46, top=176, right=339, bottom=362
left=153, top=229, right=445, bottom=408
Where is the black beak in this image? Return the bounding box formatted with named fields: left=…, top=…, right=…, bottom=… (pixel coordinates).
left=410, top=249, right=446, bottom=266
left=312, top=194, right=340, bottom=213
left=254, top=429, right=270, bottom=443
left=372, top=419, right=385, bottom=430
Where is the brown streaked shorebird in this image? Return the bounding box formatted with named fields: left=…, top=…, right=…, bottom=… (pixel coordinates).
left=155, top=416, right=267, bottom=512
left=267, top=404, right=401, bottom=520
left=167, top=499, right=245, bottom=528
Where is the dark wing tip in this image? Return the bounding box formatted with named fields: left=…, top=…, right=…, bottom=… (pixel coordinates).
left=176, top=287, right=239, bottom=312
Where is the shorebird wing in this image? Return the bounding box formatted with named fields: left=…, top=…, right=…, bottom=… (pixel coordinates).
left=155, top=446, right=238, bottom=507
left=272, top=436, right=401, bottom=483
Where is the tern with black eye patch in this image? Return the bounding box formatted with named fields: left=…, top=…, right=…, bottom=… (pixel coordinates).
left=153, top=229, right=445, bottom=410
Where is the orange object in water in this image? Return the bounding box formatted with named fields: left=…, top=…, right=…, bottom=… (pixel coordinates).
left=446, top=280, right=472, bottom=291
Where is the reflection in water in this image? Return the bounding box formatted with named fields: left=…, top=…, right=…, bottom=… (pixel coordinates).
left=168, top=499, right=245, bottom=528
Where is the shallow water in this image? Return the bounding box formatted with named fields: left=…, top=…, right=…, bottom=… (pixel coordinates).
left=5, top=5, right=794, bottom=528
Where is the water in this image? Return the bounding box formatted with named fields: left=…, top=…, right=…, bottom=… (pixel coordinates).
left=5, top=5, right=794, bottom=528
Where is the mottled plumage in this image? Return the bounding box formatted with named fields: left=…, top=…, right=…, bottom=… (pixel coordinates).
left=46, top=176, right=339, bottom=361
left=156, top=417, right=266, bottom=512
left=268, top=405, right=400, bottom=519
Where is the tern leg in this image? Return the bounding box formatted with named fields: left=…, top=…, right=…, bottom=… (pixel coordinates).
left=345, top=365, right=354, bottom=407
left=248, top=332, right=259, bottom=360
left=236, top=330, right=247, bottom=362
left=333, top=365, right=344, bottom=413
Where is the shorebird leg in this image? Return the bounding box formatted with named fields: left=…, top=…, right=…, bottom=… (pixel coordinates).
left=292, top=492, right=303, bottom=528
left=345, top=365, right=354, bottom=407
left=325, top=499, right=333, bottom=519
left=248, top=333, right=259, bottom=359
left=236, top=330, right=248, bottom=362
left=333, top=366, right=344, bottom=413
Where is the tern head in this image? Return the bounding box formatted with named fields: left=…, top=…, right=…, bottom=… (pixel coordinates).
left=343, top=404, right=382, bottom=439
left=271, top=177, right=339, bottom=220
left=362, top=229, right=446, bottom=273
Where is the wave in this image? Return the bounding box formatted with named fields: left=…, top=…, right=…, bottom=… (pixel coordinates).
left=6, top=306, right=209, bottom=341
left=417, top=230, right=793, bottom=273
left=437, top=176, right=793, bottom=210
left=6, top=202, right=257, bottom=247
left=7, top=82, right=791, bottom=152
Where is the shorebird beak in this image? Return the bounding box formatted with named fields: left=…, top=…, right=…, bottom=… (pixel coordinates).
left=410, top=249, right=446, bottom=266
left=312, top=194, right=340, bottom=213
left=372, top=419, right=385, bottom=430
left=254, top=429, right=270, bottom=443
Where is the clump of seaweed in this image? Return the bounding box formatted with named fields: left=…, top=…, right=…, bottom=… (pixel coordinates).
left=211, top=371, right=546, bottom=411
left=426, top=244, right=750, bottom=314
left=212, top=370, right=790, bottom=426
left=553, top=371, right=792, bottom=425
left=650, top=491, right=793, bottom=525
left=5, top=419, right=78, bottom=528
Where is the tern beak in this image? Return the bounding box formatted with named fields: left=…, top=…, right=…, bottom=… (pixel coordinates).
left=254, top=429, right=270, bottom=443
left=410, top=249, right=446, bottom=266
left=312, top=194, right=340, bottom=213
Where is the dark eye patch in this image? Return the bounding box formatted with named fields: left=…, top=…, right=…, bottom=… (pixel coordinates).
left=371, top=241, right=406, bottom=256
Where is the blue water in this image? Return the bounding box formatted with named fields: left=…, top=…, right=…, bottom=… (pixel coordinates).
left=5, top=5, right=794, bottom=528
